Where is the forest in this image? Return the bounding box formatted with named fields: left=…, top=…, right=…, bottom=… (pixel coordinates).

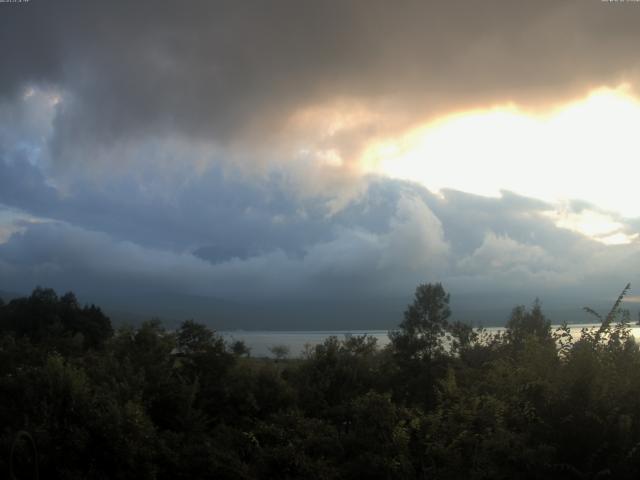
left=1, top=283, right=640, bottom=479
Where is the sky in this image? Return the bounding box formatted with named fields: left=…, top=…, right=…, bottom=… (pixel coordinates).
left=1, top=0, right=640, bottom=328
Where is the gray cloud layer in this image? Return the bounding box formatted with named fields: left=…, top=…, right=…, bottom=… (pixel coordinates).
left=3, top=1, right=640, bottom=168
left=1, top=154, right=638, bottom=316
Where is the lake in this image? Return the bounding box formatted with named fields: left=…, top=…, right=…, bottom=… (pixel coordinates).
left=221, top=323, right=640, bottom=357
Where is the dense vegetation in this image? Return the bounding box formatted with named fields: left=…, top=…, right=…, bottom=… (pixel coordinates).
left=2, top=284, right=640, bottom=479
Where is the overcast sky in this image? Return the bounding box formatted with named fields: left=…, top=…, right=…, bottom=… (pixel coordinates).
left=1, top=1, right=639, bottom=327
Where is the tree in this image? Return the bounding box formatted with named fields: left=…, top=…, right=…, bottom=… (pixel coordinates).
left=389, top=283, right=451, bottom=362
left=388, top=283, right=453, bottom=407
left=269, top=344, right=290, bottom=361
left=230, top=339, right=251, bottom=357
left=176, top=320, right=219, bottom=355
left=0, top=288, right=112, bottom=349
left=505, top=299, right=552, bottom=348
left=76, top=304, right=113, bottom=349
left=584, top=283, right=632, bottom=343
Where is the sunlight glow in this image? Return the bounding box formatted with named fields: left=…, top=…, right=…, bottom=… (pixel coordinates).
left=368, top=86, right=640, bottom=226
left=545, top=209, right=638, bottom=245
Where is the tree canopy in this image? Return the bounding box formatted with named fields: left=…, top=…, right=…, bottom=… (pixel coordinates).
left=1, top=284, right=639, bottom=479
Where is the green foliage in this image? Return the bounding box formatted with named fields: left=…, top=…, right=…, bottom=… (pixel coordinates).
left=1, top=284, right=640, bottom=478
left=505, top=299, right=552, bottom=348
left=268, top=344, right=290, bottom=361
left=390, top=282, right=451, bottom=362
left=230, top=340, right=251, bottom=357
left=388, top=283, right=456, bottom=407
left=292, top=335, right=383, bottom=417
left=0, top=287, right=113, bottom=351
left=176, top=319, right=220, bottom=355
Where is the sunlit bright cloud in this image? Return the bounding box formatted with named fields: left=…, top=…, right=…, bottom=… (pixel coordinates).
left=367, top=86, right=640, bottom=225
left=545, top=208, right=638, bottom=245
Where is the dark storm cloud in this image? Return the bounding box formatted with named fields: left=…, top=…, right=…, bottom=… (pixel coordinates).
left=0, top=179, right=450, bottom=301
left=3, top=0, right=640, bottom=166
left=1, top=169, right=638, bottom=305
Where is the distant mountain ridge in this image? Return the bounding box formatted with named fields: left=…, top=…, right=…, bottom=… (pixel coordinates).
left=0, top=286, right=626, bottom=331
left=79, top=291, right=621, bottom=331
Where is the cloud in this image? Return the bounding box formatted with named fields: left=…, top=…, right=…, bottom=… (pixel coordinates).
left=379, top=193, right=449, bottom=272
left=456, top=232, right=562, bottom=285
left=4, top=1, right=640, bottom=174
left=2, top=2, right=640, bottom=325
left=0, top=187, right=451, bottom=301
left=0, top=172, right=638, bottom=318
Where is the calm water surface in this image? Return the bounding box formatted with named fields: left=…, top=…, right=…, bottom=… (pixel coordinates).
left=221, top=323, right=640, bottom=358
